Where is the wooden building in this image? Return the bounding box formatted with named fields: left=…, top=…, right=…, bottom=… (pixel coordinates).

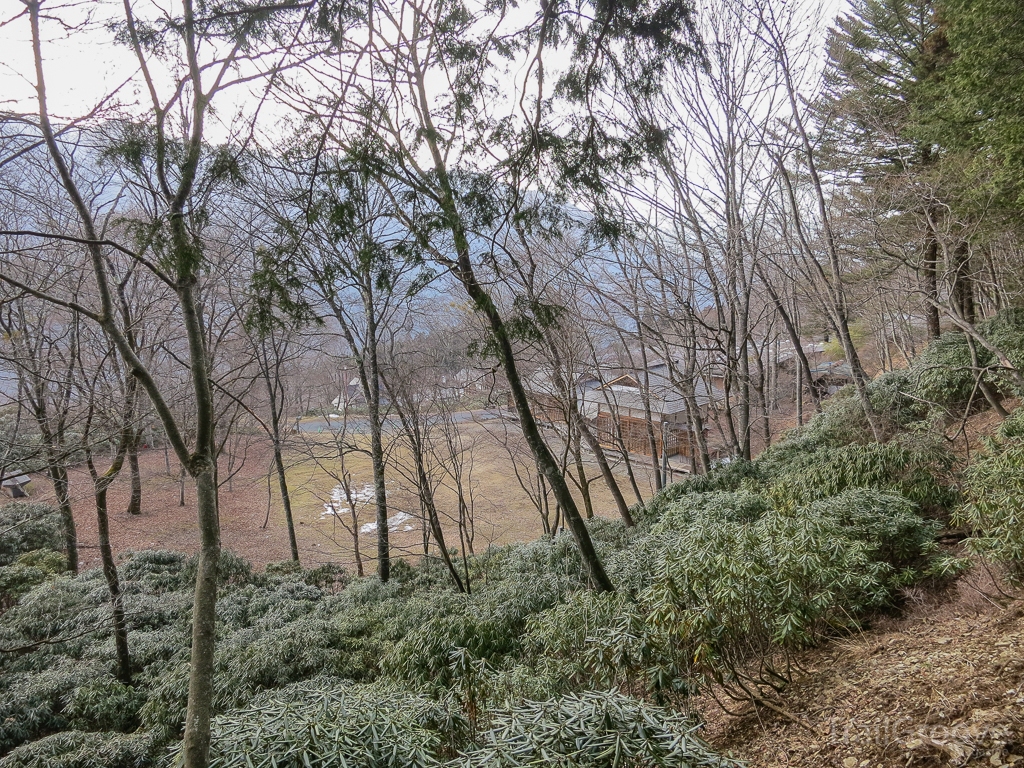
left=584, top=363, right=717, bottom=459
left=519, top=368, right=602, bottom=423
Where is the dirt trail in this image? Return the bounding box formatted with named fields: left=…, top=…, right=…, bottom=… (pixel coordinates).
left=706, top=575, right=1024, bottom=767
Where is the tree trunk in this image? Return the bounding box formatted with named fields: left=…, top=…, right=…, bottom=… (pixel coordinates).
left=479, top=298, right=613, bottom=590
left=574, top=415, right=634, bottom=526
left=735, top=308, right=752, bottom=461
left=758, top=273, right=820, bottom=413
left=127, top=433, right=143, bottom=515
left=409, top=48, right=611, bottom=591
left=351, top=522, right=364, bottom=577
left=680, top=393, right=712, bottom=474
left=258, top=342, right=299, bottom=563
left=771, top=35, right=885, bottom=443
left=538, top=469, right=551, bottom=534
left=48, top=464, right=78, bottom=574
left=368, top=412, right=389, bottom=582
left=951, top=240, right=976, bottom=324
left=966, top=334, right=1008, bottom=419
left=419, top=478, right=465, bottom=592
left=572, top=433, right=595, bottom=520
left=389, top=393, right=466, bottom=592
left=796, top=363, right=804, bottom=426
left=96, top=479, right=131, bottom=685
left=272, top=441, right=300, bottom=563
left=923, top=232, right=941, bottom=339
left=637, top=347, right=663, bottom=491
left=181, top=466, right=220, bottom=768
left=836, top=316, right=883, bottom=439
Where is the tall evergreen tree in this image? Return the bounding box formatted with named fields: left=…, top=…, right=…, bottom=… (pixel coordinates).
left=922, top=0, right=1024, bottom=214
left=822, top=0, right=947, bottom=336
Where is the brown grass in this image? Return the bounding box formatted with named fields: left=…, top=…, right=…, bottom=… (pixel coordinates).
left=54, top=418, right=655, bottom=572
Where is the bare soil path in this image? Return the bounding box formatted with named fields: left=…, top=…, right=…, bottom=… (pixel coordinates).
left=706, top=576, right=1024, bottom=767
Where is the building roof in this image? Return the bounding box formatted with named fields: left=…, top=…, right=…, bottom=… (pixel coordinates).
left=809, top=360, right=853, bottom=380
left=584, top=362, right=720, bottom=417
left=2, top=473, right=31, bottom=487
left=521, top=368, right=602, bottom=400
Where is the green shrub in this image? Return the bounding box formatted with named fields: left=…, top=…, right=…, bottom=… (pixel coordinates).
left=0, top=661, right=107, bottom=753
left=523, top=587, right=693, bottom=701
left=647, top=505, right=889, bottom=661
left=637, top=459, right=761, bottom=525
left=117, top=550, right=188, bottom=593
left=911, top=331, right=983, bottom=412
left=205, top=678, right=467, bottom=768
left=179, top=549, right=254, bottom=587
left=301, top=562, right=349, bottom=592
left=522, top=591, right=631, bottom=691
left=203, top=678, right=739, bottom=768
left=805, top=489, right=953, bottom=579
left=467, top=690, right=740, bottom=768
left=628, top=486, right=952, bottom=697
left=0, top=503, right=64, bottom=567
left=908, top=312, right=1024, bottom=412
left=384, top=570, right=570, bottom=689
left=145, top=624, right=350, bottom=740
left=958, top=408, right=1024, bottom=582
left=0, top=550, right=67, bottom=610
left=0, top=731, right=155, bottom=768
left=264, top=559, right=301, bottom=577
left=65, top=676, right=144, bottom=732
left=0, top=571, right=113, bottom=673
left=766, top=436, right=957, bottom=513
left=868, top=369, right=930, bottom=426
left=654, top=490, right=770, bottom=531
left=978, top=308, right=1024, bottom=397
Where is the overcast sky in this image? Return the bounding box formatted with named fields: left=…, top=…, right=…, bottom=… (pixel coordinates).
left=0, top=0, right=846, bottom=145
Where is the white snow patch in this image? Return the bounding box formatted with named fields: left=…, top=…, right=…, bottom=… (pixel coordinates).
left=322, top=484, right=415, bottom=535
left=322, top=483, right=375, bottom=518
left=387, top=511, right=412, bottom=531
left=358, top=512, right=413, bottom=534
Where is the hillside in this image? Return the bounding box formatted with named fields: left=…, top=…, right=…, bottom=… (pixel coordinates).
left=713, top=577, right=1024, bottom=767
left=4, top=331, right=1024, bottom=767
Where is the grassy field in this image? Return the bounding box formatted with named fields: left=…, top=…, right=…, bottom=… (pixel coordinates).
left=277, top=417, right=658, bottom=571
left=61, top=416, right=657, bottom=572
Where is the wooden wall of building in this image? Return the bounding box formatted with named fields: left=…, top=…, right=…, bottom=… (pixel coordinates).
left=593, top=413, right=696, bottom=458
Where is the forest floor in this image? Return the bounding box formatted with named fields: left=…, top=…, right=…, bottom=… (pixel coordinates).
left=52, top=414, right=657, bottom=572
left=706, top=403, right=1024, bottom=767
left=705, top=570, right=1024, bottom=767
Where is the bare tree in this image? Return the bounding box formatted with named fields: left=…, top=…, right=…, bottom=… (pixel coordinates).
left=755, top=0, right=885, bottom=440
left=381, top=334, right=468, bottom=592
left=0, top=277, right=84, bottom=573
left=76, top=327, right=137, bottom=686
left=0, top=3, right=316, bottom=765
left=296, top=390, right=370, bottom=578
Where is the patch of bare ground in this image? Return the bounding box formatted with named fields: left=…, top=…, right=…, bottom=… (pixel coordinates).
left=48, top=417, right=656, bottom=572
left=60, top=441, right=299, bottom=571
left=948, top=398, right=1021, bottom=461
left=704, top=568, right=1024, bottom=768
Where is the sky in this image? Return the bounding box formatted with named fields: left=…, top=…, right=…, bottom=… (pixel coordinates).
left=0, top=2, right=134, bottom=118
left=0, top=0, right=286, bottom=144
left=1, top=0, right=848, bottom=136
